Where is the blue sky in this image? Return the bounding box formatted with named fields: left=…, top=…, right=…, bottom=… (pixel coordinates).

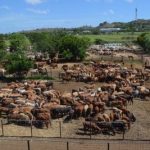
left=0, top=0, right=149, bottom=33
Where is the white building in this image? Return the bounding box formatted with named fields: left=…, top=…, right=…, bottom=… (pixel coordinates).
left=100, top=28, right=121, bottom=33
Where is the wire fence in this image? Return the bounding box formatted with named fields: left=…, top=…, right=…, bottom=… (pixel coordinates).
left=0, top=118, right=150, bottom=141
left=0, top=138, right=150, bottom=150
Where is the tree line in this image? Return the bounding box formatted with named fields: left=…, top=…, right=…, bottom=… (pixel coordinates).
left=137, top=33, right=150, bottom=53
left=0, top=32, right=90, bottom=75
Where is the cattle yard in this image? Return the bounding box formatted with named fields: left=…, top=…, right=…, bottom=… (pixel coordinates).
left=0, top=50, right=150, bottom=149
left=0, top=81, right=150, bottom=140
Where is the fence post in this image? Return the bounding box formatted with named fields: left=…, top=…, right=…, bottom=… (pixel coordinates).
left=122, top=130, right=125, bottom=140
left=107, top=143, right=110, bottom=150
left=59, top=121, right=62, bottom=138
left=67, top=142, right=69, bottom=150
left=50, top=68, right=52, bottom=78
left=30, top=120, right=33, bottom=137
left=90, top=120, right=92, bottom=140
left=1, top=120, right=4, bottom=136
left=27, top=140, right=31, bottom=150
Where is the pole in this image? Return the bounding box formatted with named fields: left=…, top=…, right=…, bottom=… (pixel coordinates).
left=59, top=121, right=62, bottom=138
left=90, top=120, right=92, bottom=140
left=107, top=143, right=110, bottom=150
left=50, top=68, right=52, bottom=78
left=67, top=142, right=69, bottom=150
left=30, top=120, right=33, bottom=137
left=123, top=130, right=125, bottom=140
left=1, top=120, right=4, bottom=136
left=27, top=140, right=30, bottom=150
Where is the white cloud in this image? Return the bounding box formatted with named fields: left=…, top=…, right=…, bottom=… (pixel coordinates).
left=25, top=0, right=46, bottom=5
left=109, top=9, right=114, bottom=15
left=0, top=6, right=10, bottom=10
left=84, top=0, right=113, bottom=2
left=84, top=0, right=97, bottom=2
left=84, top=0, right=134, bottom=3
left=27, top=8, right=48, bottom=14
left=125, top=0, right=134, bottom=3
left=103, top=9, right=115, bottom=16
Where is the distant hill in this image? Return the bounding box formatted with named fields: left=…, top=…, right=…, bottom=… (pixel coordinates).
left=98, top=19, right=150, bottom=31
left=20, top=19, right=150, bottom=33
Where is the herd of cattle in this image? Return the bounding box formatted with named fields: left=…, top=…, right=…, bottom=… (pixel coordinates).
left=0, top=61, right=150, bottom=136
left=60, top=62, right=150, bottom=86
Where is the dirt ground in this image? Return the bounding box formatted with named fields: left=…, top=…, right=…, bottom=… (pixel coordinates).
left=0, top=138, right=150, bottom=150
left=0, top=52, right=150, bottom=149
left=0, top=79, right=150, bottom=140
left=2, top=82, right=150, bottom=140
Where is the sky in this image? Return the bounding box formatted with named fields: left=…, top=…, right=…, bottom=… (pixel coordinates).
left=0, top=0, right=149, bottom=33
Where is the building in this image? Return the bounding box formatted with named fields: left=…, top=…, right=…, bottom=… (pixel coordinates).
left=100, top=28, right=121, bottom=33
left=82, top=30, right=91, bottom=34
left=104, top=43, right=122, bottom=49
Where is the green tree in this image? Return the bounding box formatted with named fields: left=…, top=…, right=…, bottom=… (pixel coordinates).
left=0, top=36, right=7, bottom=63
left=91, top=28, right=100, bottom=35
left=62, top=49, right=73, bottom=60
left=59, top=35, right=90, bottom=61
left=0, top=39, right=6, bottom=50
left=9, top=33, right=31, bottom=52
left=25, top=32, right=54, bottom=54
left=94, top=38, right=106, bottom=45
left=25, top=31, right=66, bottom=57
left=137, top=33, right=150, bottom=52
left=5, top=52, right=33, bottom=76
left=144, top=34, right=150, bottom=52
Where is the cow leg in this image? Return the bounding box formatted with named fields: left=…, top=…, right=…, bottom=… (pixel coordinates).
left=131, top=98, right=134, bottom=105
left=45, top=121, right=49, bottom=129
left=82, top=109, right=86, bottom=118
left=84, top=125, right=87, bottom=135
left=49, top=119, right=52, bottom=126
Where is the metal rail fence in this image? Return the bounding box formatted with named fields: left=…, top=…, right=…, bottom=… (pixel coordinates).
left=0, top=119, right=150, bottom=140
left=0, top=119, right=125, bottom=139
left=0, top=138, right=150, bottom=150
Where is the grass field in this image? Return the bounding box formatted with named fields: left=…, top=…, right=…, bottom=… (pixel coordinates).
left=78, top=32, right=146, bottom=43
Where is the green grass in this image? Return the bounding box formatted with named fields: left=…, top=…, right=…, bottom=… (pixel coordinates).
left=78, top=32, right=147, bottom=43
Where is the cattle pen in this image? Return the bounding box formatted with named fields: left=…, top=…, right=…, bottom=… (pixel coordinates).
left=0, top=137, right=150, bottom=150
left=0, top=117, right=150, bottom=140
left=0, top=51, right=150, bottom=149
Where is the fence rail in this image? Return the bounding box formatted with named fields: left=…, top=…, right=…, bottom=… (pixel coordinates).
left=0, top=119, right=126, bottom=140
left=0, top=138, right=150, bottom=150
left=0, top=118, right=150, bottom=141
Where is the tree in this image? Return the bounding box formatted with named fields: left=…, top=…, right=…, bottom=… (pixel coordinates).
left=25, top=31, right=66, bottom=57
left=0, top=38, right=6, bottom=50
left=5, top=52, right=33, bottom=76
left=0, top=36, right=7, bottom=63
left=9, top=33, right=31, bottom=52
left=0, top=49, right=7, bottom=64
left=62, top=49, right=73, bottom=60
left=25, top=31, right=90, bottom=61
left=25, top=32, right=54, bottom=54
left=137, top=33, right=150, bottom=52
left=94, top=38, right=106, bottom=45
left=59, top=35, right=90, bottom=61
left=144, top=34, right=150, bottom=52
left=137, top=33, right=147, bottom=48
left=91, top=28, right=100, bottom=35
